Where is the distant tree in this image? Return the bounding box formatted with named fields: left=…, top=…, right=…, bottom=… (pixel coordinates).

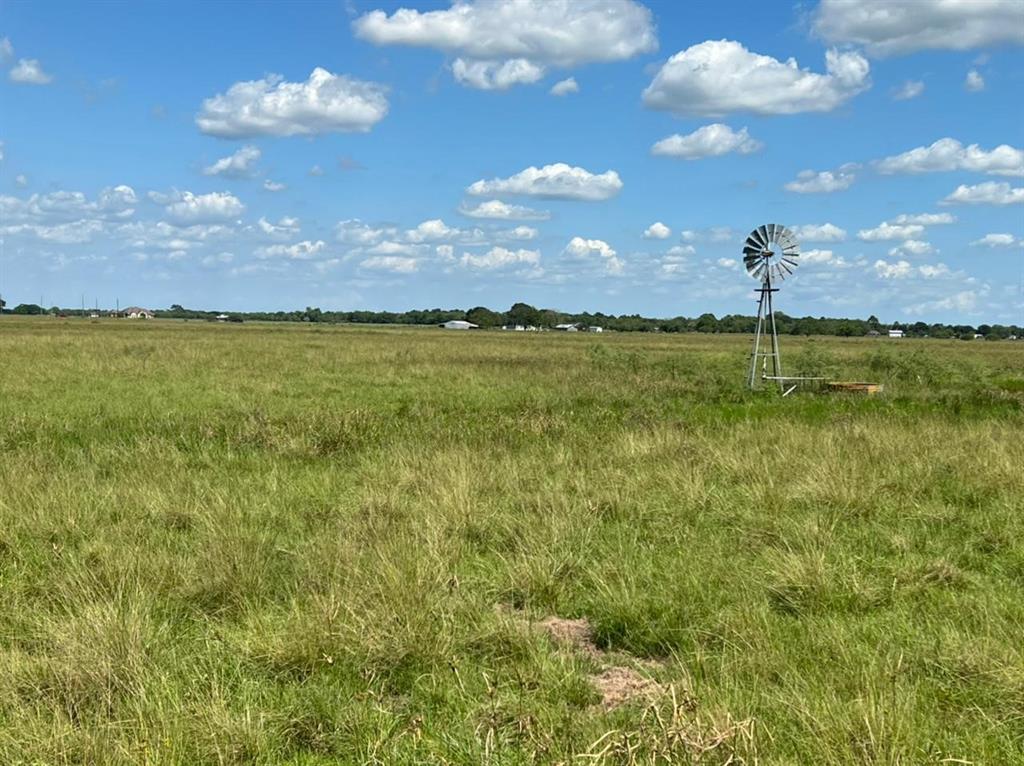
left=12, top=303, right=45, bottom=315
left=695, top=313, right=717, bottom=333
left=507, top=302, right=540, bottom=327
left=466, top=306, right=503, bottom=327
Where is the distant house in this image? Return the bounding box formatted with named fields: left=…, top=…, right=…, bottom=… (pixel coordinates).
left=216, top=314, right=229, bottom=322
left=123, top=306, right=154, bottom=319
left=974, top=333, right=985, bottom=340
left=888, top=329, right=904, bottom=338
left=503, top=324, right=526, bottom=331
left=866, top=330, right=880, bottom=337
left=440, top=320, right=478, bottom=330
left=554, top=323, right=579, bottom=332
left=588, top=326, right=604, bottom=333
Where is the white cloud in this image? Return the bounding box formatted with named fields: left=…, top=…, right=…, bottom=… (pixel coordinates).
left=972, top=233, right=1017, bottom=247
left=366, top=240, right=419, bottom=256
left=10, top=58, right=52, bottom=85
left=965, top=69, right=985, bottom=92
left=436, top=244, right=455, bottom=260
left=814, top=0, right=1024, bottom=56
left=360, top=255, right=419, bottom=273
left=256, top=240, right=325, bottom=260
left=0, top=37, right=13, bottom=63
left=460, top=246, right=540, bottom=269
left=404, top=218, right=456, bottom=243
left=498, top=225, right=538, bottom=241
left=257, top=216, right=300, bottom=238
left=942, top=182, right=1024, bottom=205
left=717, top=257, right=739, bottom=270
left=202, top=252, right=234, bottom=267
left=452, top=58, right=544, bottom=90
left=203, top=145, right=261, bottom=178
left=918, top=263, right=951, bottom=278
left=163, top=191, right=244, bottom=223
left=457, top=199, right=550, bottom=220
left=467, top=163, right=622, bottom=201
left=563, top=236, right=623, bottom=274
left=15, top=174, right=28, bottom=188
left=196, top=68, right=388, bottom=137
left=1, top=186, right=137, bottom=223
left=309, top=165, right=325, bottom=176
left=643, top=40, right=869, bottom=117
left=263, top=180, right=286, bottom=192
left=859, top=222, right=924, bottom=241
left=875, top=138, right=1023, bottom=177
left=792, top=223, right=847, bottom=242
left=336, top=219, right=396, bottom=245
left=785, top=165, right=857, bottom=193
left=353, top=0, right=656, bottom=90
left=643, top=222, right=671, bottom=239
left=873, top=259, right=913, bottom=278
left=651, top=123, right=762, bottom=159
left=667, top=244, right=695, bottom=256
left=905, top=290, right=980, bottom=316
left=888, top=239, right=934, bottom=257
left=890, top=212, right=955, bottom=225
left=550, top=77, right=579, bottom=96
left=1, top=219, right=105, bottom=244
left=802, top=248, right=836, bottom=264
left=891, top=80, right=924, bottom=100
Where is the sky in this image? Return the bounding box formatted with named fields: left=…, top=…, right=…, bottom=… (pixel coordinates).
left=1, top=0, right=1023, bottom=323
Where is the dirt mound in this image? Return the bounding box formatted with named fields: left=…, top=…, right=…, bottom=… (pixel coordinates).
left=531, top=614, right=664, bottom=710
left=590, top=666, right=664, bottom=711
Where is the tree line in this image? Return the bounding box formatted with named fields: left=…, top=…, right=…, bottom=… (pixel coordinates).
left=2, top=300, right=1020, bottom=339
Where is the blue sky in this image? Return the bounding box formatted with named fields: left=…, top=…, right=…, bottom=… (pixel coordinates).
left=1, top=0, right=1022, bottom=323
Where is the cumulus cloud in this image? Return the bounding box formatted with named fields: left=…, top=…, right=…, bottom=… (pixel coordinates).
left=452, top=58, right=544, bottom=90
left=651, top=124, right=762, bottom=159
left=792, top=223, right=846, bottom=242
left=263, top=179, right=286, bottom=192
left=353, top=0, right=656, bottom=90
left=467, top=163, right=622, bottom=201
left=10, top=58, right=52, bottom=85
left=15, top=174, right=28, bottom=188
left=802, top=249, right=842, bottom=265
left=0, top=37, right=12, bottom=63
left=457, top=199, right=551, bottom=220
left=890, top=212, right=955, bottom=225
left=859, top=222, right=924, bottom=241
left=162, top=191, right=244, bottom=223
left=814, top=0, right=1024, bottom=56
left=256, top=240, right=325, bottom=260
left=891, top=80, right=924, bottom=100
left=942, top=182, right=1024, bottom=205
left=876, top=138, right=1023, bottom=177
left=873, top=259, right=913, bottom=279
left=1, top=186, right=137, bottom=223
left=203, top=145, right=261, bottom=178
left=257, top=216, right=300, bottom=238
left=309, top=165, right=325, bottom=176
left=563, top=236, right=623, bottom=274
left=888, top=239, right=934, bottom=257
left=905, top=290, right=981, bottom=316
left=366, top=240, right=420, bottom=256
left=785, top=165, right=857, bottom=193
left=716, top=258, right=739, bottom=270
left=643, top=40, right=869, bottom=117
left=965, top=69, right=986, bottom=92
left=643, top=222, right=671, bottom=239
left=972, top=233, right=1017, bottom=247
left=460, top=246, right=540, bottom=269
left=497, top=225, right=538, bottom=241
left=360, top=255, right=418, bottom=273
left=196, top=68, right=388, bottom=137
left=550, top=77, right=579, bottom=96
left=335, top=219, right=396, bottom=245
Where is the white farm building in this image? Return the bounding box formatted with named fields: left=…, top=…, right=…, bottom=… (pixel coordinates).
left=440, top=320, right=479, bottom=330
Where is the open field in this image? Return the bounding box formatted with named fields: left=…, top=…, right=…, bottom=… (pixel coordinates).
left=1, top=317, right=1022, bottom=764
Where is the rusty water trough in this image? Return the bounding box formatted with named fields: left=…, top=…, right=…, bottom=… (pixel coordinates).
left=826, top=381, right=884, bottom=395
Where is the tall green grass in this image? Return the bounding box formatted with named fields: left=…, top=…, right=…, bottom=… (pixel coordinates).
left=0, top=317, right=1022, bottom=764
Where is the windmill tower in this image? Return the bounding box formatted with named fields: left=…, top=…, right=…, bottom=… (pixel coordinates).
left=742, top=224, right=800, bottom=391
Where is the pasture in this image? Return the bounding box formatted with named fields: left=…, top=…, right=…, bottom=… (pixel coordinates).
left=0, top=317, right=1022, bottom=764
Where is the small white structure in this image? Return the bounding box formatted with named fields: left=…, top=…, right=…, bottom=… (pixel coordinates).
left=888, top=329, right=904, bottom=338
left=503, top=324, right=526, bottom=332
left=974, top=333, right=985, bottom=340
left=588, top=326, right=604, bottom=333
left=216, top=313, right=229, bottom=322
left=440, top=320, right=478, bottom=330
left=123, top=306, right=154, bottom=319
left=554, top=323, right=579, bottom=332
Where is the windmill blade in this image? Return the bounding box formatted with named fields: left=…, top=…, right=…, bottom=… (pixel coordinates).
left=743, top=245, right=762, bottom=257
left=768, top=223, right=778, bottom=244
left=747, top=229, right=767, bottom=249
left=756, top=225, right=770, bottom=248
left=779, top=261, right=794, bottom=277
left=781, top=257, right=799, bottom=269
left=782, top=244, right=800, bottom=256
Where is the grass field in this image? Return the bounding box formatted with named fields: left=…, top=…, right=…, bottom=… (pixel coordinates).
left=1, top=317, right=1022, bottom=765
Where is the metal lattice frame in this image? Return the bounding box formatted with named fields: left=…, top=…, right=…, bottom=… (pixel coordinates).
left=743, top=224, right=800, bottom=391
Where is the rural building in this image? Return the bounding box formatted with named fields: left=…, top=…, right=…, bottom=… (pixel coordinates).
left=866, top=330, right=880, bottom=337
left=588, top=326, right=604, bottom=333
left=123, top=307, right=154, bottom=319
left=554, top=323, right=579, bottom=332
left=440, top=320, right=478, bottom=330
left=888, top=329, right=904, bottom=338
left=503, top=324, right=526, bottom=331
left=216, top=314, right=229, bottom=322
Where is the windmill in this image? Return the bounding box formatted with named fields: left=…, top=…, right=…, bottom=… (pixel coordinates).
left=742, top=224, right=800, bottom=391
